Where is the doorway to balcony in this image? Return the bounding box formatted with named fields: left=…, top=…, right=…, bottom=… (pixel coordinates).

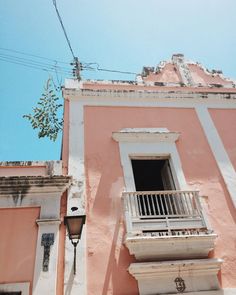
left=131, top=158, right=176, bottom=191
left=131, top=157, right=177, bottom=217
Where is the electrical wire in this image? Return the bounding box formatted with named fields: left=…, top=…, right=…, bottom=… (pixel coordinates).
left=97, top=67, right=137, bottom=75
left=52, top=0, right=76, bottom=59
left=81, top=62, right=137, bottom=75
left=0, top=57, right=72, bottom=75
left=0, top=57, right=73, bottom=76
left=0, top=48, right=137, bottom=77
left=0, top=52, right=72, bottom=71
left=0, top=47, right=70, bottom=65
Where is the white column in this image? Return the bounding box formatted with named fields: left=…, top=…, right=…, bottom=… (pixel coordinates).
left=196, top=106, right=236, bottom=208
left=33, top=219, right=61, bottom=295
left=64, top=100, right=86, bottom=295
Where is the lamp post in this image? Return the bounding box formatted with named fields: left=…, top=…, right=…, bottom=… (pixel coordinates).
left=64, top=214, right=86, bottom=275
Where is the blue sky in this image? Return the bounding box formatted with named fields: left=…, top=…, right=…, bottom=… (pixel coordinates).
left=0, top=0, right=236, bottom=161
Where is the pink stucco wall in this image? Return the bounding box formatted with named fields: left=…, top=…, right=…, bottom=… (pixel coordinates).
left=210, top=109, right=236, bottom=171
left=0, top=207, right=40, bottom=294
left=84, top=106, right=236, bottom=294
left=0, top=166, right=47, bottom=177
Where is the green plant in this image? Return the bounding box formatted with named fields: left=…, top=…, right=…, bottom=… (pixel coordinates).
left=23, top=78, right=63, bottom=141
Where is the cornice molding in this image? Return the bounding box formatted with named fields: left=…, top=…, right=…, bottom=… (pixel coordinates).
left=63, top=88, right=236, bottom=102
left=0, top=175, right=72, bottom=195
left=129, top=258, right=222, bottom=279
left=112, top=128, right=180, bottom=143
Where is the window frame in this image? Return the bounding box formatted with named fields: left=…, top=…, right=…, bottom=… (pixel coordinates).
left=0, top=283, right=29, bottom=295
left=112, top=128, right=187, bottom=192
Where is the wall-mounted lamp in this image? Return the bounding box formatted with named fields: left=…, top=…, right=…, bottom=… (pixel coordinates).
left=64, top=214, right=86, bottom=274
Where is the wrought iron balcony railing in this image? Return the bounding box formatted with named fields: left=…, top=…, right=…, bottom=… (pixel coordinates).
left=123, top=190, right=208, bottom=235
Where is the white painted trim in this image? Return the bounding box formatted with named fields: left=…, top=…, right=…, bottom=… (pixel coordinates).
left=0, top=282, right=30, bottom=295
left=63, top=100, right=86, bottom=295
left=33, top=221, right=61, bottom=295
left=63, top=88, right=236, bottom=109
left=112, top=128, right=180, bottom=143
left=36, top=219, right=61, bottom=225
left=196, top=106, right=236, bottom=208
left=129, top=259, right=222, bottom=295
left=125, top=233, right=217, bottom=260
left=129, top=258, right=223, bottom=278
left=221, top=289, right=236, bottom=295
left=164, top=291, right=234, bottom=295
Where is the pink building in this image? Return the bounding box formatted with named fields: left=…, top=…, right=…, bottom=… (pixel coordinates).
left=0, top=54, right=236, bottom=294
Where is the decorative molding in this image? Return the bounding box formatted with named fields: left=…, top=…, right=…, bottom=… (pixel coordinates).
left=0, top=175, right=71, bottom=195
left=129, top=259, right=222, bottom=295
left=125, top=233, right=217, bottom=261
left=0, top=160, right=63, bottom=177
left=129, top=258, right=222, bottom=278
left=63, top=87, right=236, bottom=103
left=36, top=218, right=61, bottom=225
left=172, top=54, right=194, bottom=86
left=0, top=282, right=30, bottom=295
left=112, top=128, right=180, bottom=143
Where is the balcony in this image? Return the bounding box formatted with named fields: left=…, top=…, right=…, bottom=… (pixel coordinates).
left=123, top=190, right=216, bottom=260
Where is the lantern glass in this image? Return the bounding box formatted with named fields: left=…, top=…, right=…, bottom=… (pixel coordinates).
left=64, top=215, right=86, bottom=241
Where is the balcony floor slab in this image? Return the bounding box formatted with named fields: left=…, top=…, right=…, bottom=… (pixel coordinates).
left=125, top=233, right=217, bottom=261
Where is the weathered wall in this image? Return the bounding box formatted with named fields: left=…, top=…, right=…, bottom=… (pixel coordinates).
left=56, top=191, right=67, bottom=295
left=210, top=109, right=236, bottom=170
left=0, top=207, right=40, bottom=294
left=84, top=105, right=236, bottom=294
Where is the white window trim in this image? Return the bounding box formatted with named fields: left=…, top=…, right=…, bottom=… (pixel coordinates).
left=112, top=128, right=187, bottom=191
left=0, top=282, right=30, bottom=295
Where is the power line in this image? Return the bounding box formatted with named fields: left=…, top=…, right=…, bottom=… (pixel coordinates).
left=97, top=67, right=137, bottom=75
left=0, top=47, right=137, bottom=77
left=52, top=0, right=76, bottom=60
left=52, top=0, right=81, bottom=80
left=0, top=52, right=72, bottom=71
left=0, top=57, right=72, bottom=75
left=81, top=63, right=137, bottom=75
left=0, top=47, right=70, bottom=65
left=0, top=56, right=72, bottom=75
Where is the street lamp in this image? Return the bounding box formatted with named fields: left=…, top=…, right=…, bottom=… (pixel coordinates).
left=64, top=214, right=86, bottom=274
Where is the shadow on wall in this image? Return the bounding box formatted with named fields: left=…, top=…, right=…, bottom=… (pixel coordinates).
left=101, top=216, right=138, bottom=295
left=64, top=266, right=75, bottom=295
